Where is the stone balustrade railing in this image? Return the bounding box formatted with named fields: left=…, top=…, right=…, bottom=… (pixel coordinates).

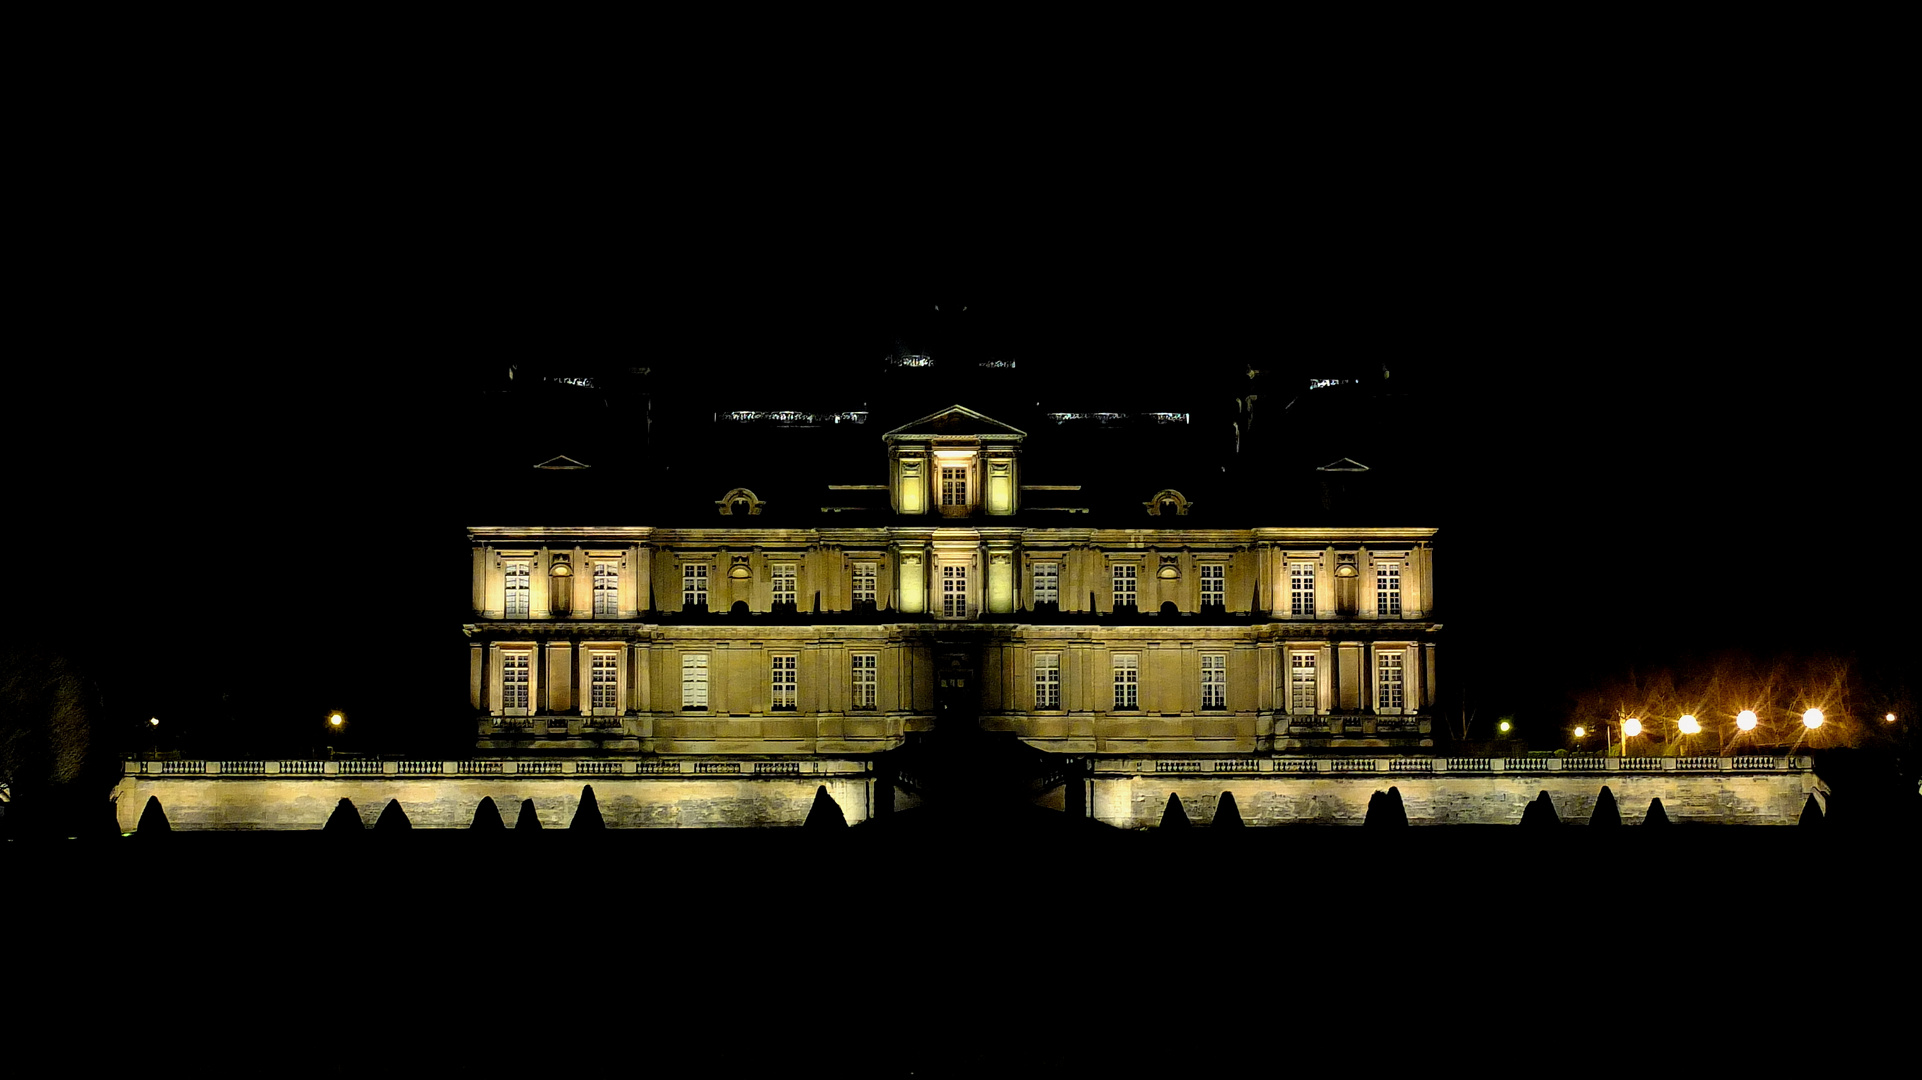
left=124, top=758, right=869, bottom=778
left=1094, top=755, right=1813, bottom=777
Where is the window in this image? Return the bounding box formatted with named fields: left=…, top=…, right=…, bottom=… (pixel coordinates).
left=1032, top=562, right=1058, bottom=606
left=1113, top=653, right=1138, bottom=710
left=1113, top=563, right=1137, bottom=611
left=941, top=466, right=967, bottom=506
left=771, top=654, right=797, bottom=710
left=943, top=564, right=967, bottom=618
left=1377, top=563, right=1402, bottom=617
left=772, top=563, right=797, bottom=608
left=1034, top=652, right=1060, bottom=709
left=1290, top=563, right=1315, bottom=617
left=1378, top=651, right=1405, bottom=712
left=1201, top=653, right=1226, bottom=710
left=1290, top=652, right=1318, bottom=714
left=681, top=653, right=708, bottom=710
left=593, top=562, right=618, bottom=617
left=683, top=563, right=708, bottom=609
left=852, top=562, right=877, bottom=605
left=503, top=652, right=529, bottom=712
left=590, top=652, right=618, bottom=713
left=504, top=561, right=530, bottom=618
left=1199, top=563, right=1224, bottom=608
left=852, top=653, right=877, bottom=709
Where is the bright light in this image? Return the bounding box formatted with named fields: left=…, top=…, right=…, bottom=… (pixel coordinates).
left=1678, top=715, right=1700, bottom=735
left=149, top=717, right=160, bottom=727
left=1802, top=708, right=1824, bottom=729
left=1499, top=720, right=1512, bottom=733
left=329, top=712, right=345, bottom=727
left=1624, top=718, right=1643, bottom=737
left=1736, top=710, right=1758, bottom=731
left=1888, top=713, right=1898, bottom=723
left=1574, top=726, right=1586, bottom=738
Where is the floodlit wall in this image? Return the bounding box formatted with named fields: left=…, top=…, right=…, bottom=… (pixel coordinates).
left=115, top=765, right=873, bottom=830
left=1090, top=766, right=1821, bottom=828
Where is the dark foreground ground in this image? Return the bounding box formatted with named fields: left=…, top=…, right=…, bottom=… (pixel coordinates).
left=8, top=813, right=1908, bottom=1075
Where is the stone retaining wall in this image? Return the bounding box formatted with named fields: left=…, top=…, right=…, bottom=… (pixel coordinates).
left=1093, top=772, right=1821, bottom=827
left=113, top=774, right=874, bottom=830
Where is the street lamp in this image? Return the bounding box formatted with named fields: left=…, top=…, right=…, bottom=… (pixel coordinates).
left=1622, top=717, right=1642, bottom=758
left=1802, top=708, right=1824, bottom=730
left=1736, top=709, right=1758, bottom=732
left=1678, top=714, right=1700, bottom=735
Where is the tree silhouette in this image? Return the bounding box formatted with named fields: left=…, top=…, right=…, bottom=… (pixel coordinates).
left=572, top=785, right=605, bottom=829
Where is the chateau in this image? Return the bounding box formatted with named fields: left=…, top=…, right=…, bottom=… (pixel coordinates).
left=464, top=402, right=1440, bottom=767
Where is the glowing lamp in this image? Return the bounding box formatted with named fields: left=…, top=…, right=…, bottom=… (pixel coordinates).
left=1802, top=708, right=1824, bottom=729
left=329, top=712, right=345, bottom=727
left=1574, top=726, right=1586, bottom=738
left=1887, top=713, right=1898, bottom=723
left=149, top=717, right=160, bottom=727
left=1498, top=720, right=1511, bottom=733
left=1736, top=710, right=1758, bottom=731
left=1678, top=715, right=1700, bottom=735
left=1624, top=718, right=1642, bottom=737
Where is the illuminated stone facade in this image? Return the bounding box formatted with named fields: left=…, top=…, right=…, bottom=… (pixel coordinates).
left=463, top=403, right=1441, bottom=766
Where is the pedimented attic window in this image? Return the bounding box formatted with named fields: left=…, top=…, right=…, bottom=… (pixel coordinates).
left=1317, top=457, right=1369, bottom=472
left=1144, top=489, right=1192, bottom=516
left=534, top=455, right=590, bottom=470
left=717, top=488, right=765, bottom=516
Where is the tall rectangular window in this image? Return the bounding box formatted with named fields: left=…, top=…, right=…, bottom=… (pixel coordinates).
left=504, top=561, right=530, bottom=618
left=1290, top=652, right=1317, bottom=713
left=1201, top=653, right=1226, bottom=710
left=941, top=466, right=967, bottom=506
left=1034, top=653, right=1060, bottom=709
left=771, top=654, right=797, bottom=710
left=1378, top=651, right=1405, bottom=712
left=1112, top=563, right=1137, bottom=610
left=1290, top=564, right=1315, bottom=617
left=772, top=563, right=797, bottom=607
left=590, top=652, right=619, bottom=712
left=943, top=564, right=967, bottom=618
left=681, top=653, right=708, bottom=710
left=593, top=562, right=619, bottom=617
left=1377, top=564, right=1402, bottom=617
left=851, top=653, right=877, bottom=709
left=1199, top=563, right=1224, bottom=608
left=1113, top=653, right=1138, bottom=710
left=1032, top=563, right=1058, bottom=605
left=852, top=562, right=877, bottom=605
left=503, top=652, right=529, bottom=711
left=683, top=564, right=708, bottom=609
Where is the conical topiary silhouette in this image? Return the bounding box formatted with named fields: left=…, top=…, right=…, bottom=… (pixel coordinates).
left=516, top=798, right=542, bottom=829
left=804, top=785, right=848, bottom=828
left=136, top=795, right=171, bottom=835
left=1590, top=786, right=1621, bottom=826
left=323, top=798, right=362, bottom=832
left=375, top=799, right=411, bottom=830
left=1383, top=786, right=1409, bottom=826
left=1213, top=791, right=1244, bottom=828
left=1521, top=790, right=1559, bottom=827
left=1643, top=798, right=1670, bottom=826
left=470, top=797, right=505, bottom=829
left=1365, top=787, right=1409, bottom=827
left=572, top=785, right=605, bottom=830
left=1160, top=792, right=1190, bottom=828
left=1798, top=794, right=1824, bottom=826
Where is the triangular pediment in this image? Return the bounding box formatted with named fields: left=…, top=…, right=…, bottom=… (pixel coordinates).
left=533, top=454, right=591, bottom=470
left=1317, top=457, right=1369, bottom=472
left=883, top=404, right=1027, bottom=441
